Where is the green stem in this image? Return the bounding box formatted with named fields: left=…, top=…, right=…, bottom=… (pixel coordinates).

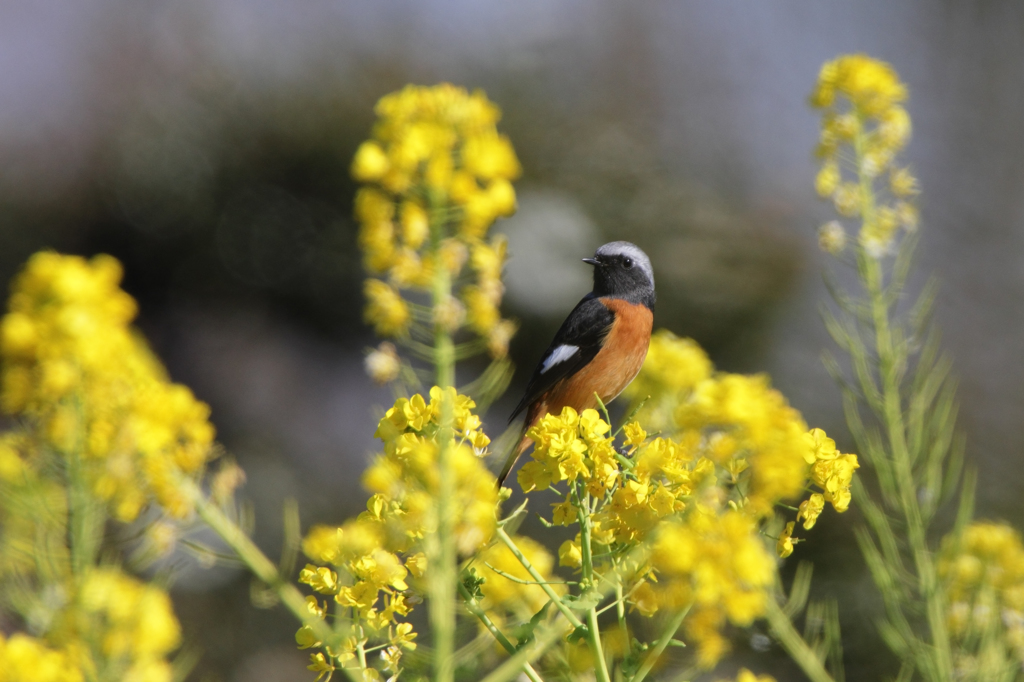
left=496, top=527, right=584, bottom=630
left=457, top=582, right=546, bottom=682
left=478, top=620, right=568, bottom=682
left=356, top=626, right=368, bottom=670
left=186, top=481, right=360, bottom=682
left=67, top=398, right=103, bottom=578
left=630, top=603, right=691, bottom=682
left=428, top=193, right=457, bottom=682
left=67, top=449, right=103, bottom=578
left=855, top=123, right=952, bottom=681
left=615, top=579, right=628, bottom=646
left=578, top=490, right=611, bottom=682
left=765, top=599, right=836, bottom=682
left=864, top=255, right=952, bottom=680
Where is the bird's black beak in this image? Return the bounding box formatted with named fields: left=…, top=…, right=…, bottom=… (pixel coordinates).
left=582, top=257, right=601, bottom=266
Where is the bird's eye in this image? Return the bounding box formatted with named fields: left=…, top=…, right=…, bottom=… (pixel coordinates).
left=623, top=257, right=634, bottom=269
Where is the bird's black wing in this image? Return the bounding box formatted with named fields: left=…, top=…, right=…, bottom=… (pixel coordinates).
left=509, top=294, right=615, bottom=423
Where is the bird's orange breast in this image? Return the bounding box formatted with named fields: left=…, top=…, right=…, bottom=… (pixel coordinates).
left=541, top=298, right=653, bottom=417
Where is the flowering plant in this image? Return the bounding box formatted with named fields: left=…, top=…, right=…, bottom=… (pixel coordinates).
left=0, top=57, right=1010, bottom=682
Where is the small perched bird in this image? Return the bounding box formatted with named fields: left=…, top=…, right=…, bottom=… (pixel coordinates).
left=498, top=241, right=655, bottom=486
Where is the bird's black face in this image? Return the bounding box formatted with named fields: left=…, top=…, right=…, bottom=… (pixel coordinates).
left=584, top=241, right=656, bottom=309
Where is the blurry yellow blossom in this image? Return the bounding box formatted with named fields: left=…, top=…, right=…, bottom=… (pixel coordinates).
left=476, top=535, right=562, bottom=618
left=649, top=510, right=775, bottom=667
left=0, top=252, right=215, bottom=521
left=625, top=330, right=712, bottom=432
left=810, top=54, right=907, bottom=114
left=351, top=141, right=390, bottom=182
left=890, top=166, right=919, bottom=197
left=815, top=159, right=840, bottom=198
left=818, top=221, right=847, bottom=255
left=811, top=54, right=919, bottom=257
left=354, top=84, right=519, bottom=359
left=938, top=521, right=1024, bottom=663
left=0, top=633, right=84, bottom=682
left=45, top=567, right=179, bottom=682
left=364, top=279, right=410, bottom=338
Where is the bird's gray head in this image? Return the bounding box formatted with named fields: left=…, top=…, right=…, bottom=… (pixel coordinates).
left=583, top=241, right=655, bottom=309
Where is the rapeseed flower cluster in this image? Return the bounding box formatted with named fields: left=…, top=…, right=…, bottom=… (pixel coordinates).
left=650, top=510, right=775, bottom=667
left=513, top=331, right=857, bottom=668
left=0, top=567, right=180, bottom=682
left=354, top=84, right=519, bottom=359
left=623, top=330, right=712, bottom=433
left=938, top=522, right=1024, bottom=668
left=0, top=253, right=215, bottom=521
left=0, top=633, right=82, bottom=682
left=626, top=330, right=857, bottom=524
left=51, top=568, right=181, bottom=682
left=297, top=388, right=498, bottom=679
left=810, top=54, right=919, bottom=256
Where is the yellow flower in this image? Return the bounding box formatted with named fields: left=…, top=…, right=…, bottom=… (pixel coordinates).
left=395, top=199, right=427, bottom=248
left=351, top=141, right=390, bottom=181
left=391, top=622, right=418, bottom=650
left=302, top=526, right=346, bottom=564
left=487, top=319, right=517, bottom=359
left=650, top=508, right=774, bottom=665
left=363, top=279, right=410, bottom=337
left=406, top=552, right=427, bottom=577
left=307, top=651, right=335, bottom=682
left=0, top=252, right=215, bottom=521
left=812, top=54, right=919, bottom=258
left=777, top=521, right=796, bottom=558
left=353, top=84, right=519, bottom=363
left=810, top=54, right=907, bottom=116
left=295, top=625, right=321, bottom=650
left=815, top=159, right=841, bottom=197
left=47, top=568, right=180, bottom=676
left=622, top=421, right=647, bottom=450
left=890, top=167, right=919, bottom=197
left=629, top=580, right=660, bottom=617
left=558, top=538, right=583, bottom=569
left=818, top=221, right=847, bottom=255
left=833, top=182, right=861, bottom=217
left=797, top=493, right=825, bottom=530
left=938, top=521, right=1024, bottom=658
left=803, top=428, right=837, bottom=464
left=518, top=406, right=594, bottom=492
left=431, top=294, right=465, bottom=333
left=299, top=565, right=340, bottom=594
left=811, top=453, right=859, bottom=512
left=364, top=342, right=401, bottom=384
left=0, top=633, right=85, bottom=682
left=462, top=285, right=500, bottom=335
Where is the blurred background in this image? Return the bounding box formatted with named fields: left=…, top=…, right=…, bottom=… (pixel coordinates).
left=2, top=1, right=1024, bottom=679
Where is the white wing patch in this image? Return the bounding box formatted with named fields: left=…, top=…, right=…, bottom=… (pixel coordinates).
left=540, top=344, right=580, bottom=374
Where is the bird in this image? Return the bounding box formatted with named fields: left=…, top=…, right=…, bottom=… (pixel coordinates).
left=497, top=241, right=655, bottom=486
